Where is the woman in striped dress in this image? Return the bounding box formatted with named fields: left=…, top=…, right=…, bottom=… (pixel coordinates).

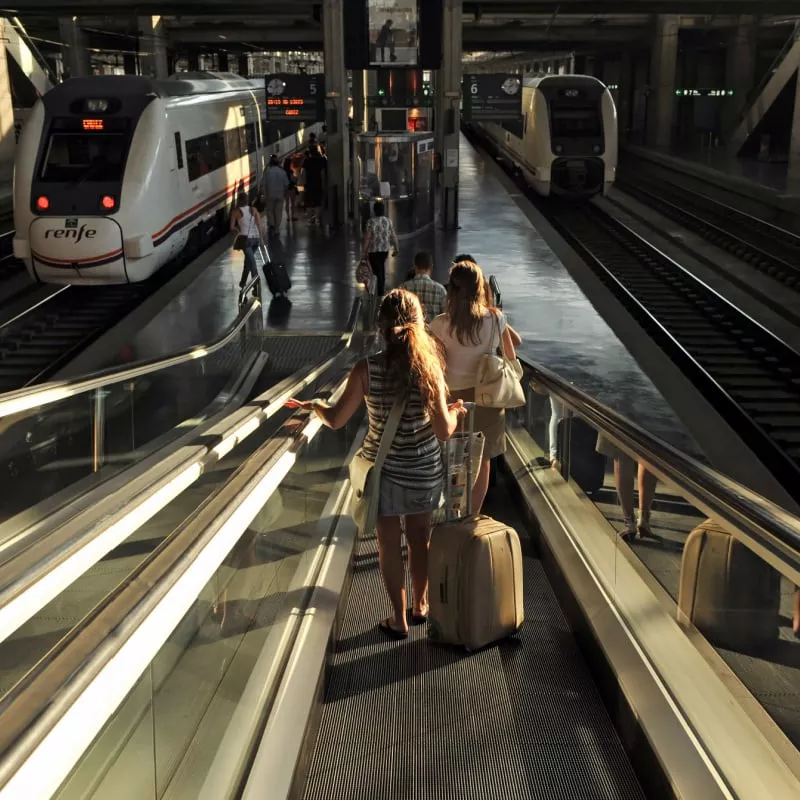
left=286, top=290, right=466, bottom=638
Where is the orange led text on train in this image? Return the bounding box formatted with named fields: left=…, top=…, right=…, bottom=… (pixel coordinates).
left=82, top=119, right=104, bottom=131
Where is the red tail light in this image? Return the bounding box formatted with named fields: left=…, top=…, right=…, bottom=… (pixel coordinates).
left=101, top=195, right=116, bottom=210
left=36, top=196, right=49, bottom=210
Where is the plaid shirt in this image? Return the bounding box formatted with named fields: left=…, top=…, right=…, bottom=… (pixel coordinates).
left=402, top=274, right=447, bottom=322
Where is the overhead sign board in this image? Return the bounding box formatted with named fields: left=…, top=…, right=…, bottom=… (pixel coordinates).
left=462, top=74, right=523, bottom=122
left=264, top=74, right=325, bottom=123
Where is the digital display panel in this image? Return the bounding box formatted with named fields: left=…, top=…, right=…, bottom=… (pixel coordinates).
left=264, top=74, right=325, bottom=123
left=462, top=74, right=523, bottom=123
left=369, top=0, right=418, bottom=67
left=82, top=119, right=104, bottom=131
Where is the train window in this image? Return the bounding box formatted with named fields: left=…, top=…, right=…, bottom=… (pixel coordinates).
left=245, top=123, right=257, bottom=154
left=550, top=109, right=602, bottom=138
left=185, top=123, right=256, bottom=181
left=39, top=132, right=127, bottom=182
left=224, top=129, right=241, bottom=162
left=186, top=131, right=225, bottom=180
left=174, top=132, right=184, bottom=169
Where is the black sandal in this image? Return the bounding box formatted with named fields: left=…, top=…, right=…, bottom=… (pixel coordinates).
left=409, top=609, right=429, bottom=625
left=378, top=618, right=408, bottom=640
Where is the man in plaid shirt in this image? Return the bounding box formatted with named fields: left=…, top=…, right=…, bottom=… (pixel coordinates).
left=402, top=251, right=447, bottom=323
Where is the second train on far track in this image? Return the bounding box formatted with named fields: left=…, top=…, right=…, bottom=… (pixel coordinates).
left=470, top=74, right=617, bottom=199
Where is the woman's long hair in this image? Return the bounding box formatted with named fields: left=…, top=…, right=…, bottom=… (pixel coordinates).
left=446, top=260, right=491, bottom=345
left=378, top=289, right=445, bottom=416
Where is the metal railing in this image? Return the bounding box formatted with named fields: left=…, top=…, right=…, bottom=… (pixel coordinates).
left=0, top=280, right=262, bottom=420
left=519, top=354, right=800, bottom=587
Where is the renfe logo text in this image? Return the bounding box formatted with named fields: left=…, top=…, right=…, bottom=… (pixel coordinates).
left=44, top=225, right=97, bottom=243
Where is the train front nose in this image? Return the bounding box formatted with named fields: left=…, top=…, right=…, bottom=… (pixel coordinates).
left=29, top=216, right=127, bottom=284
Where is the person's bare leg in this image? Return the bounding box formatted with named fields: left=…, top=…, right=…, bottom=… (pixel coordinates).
left=473, top=458, right=491, bottom=515
left=405, top=511, right=432, bottom=617
left=793, top=588, right=800, bottom=635
left=376, top=515, right=408, bottom=632
left=614, top=455, right=636, bottom=537
left=637, top=465, right=658, bottom=536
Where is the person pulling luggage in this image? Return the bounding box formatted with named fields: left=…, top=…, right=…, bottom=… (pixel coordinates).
left=230, top=194, right=266, bottom=292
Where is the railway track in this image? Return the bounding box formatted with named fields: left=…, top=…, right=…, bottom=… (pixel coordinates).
left=616, top=178, right=800, bottom=289
left=547, top=202, right=800, bottom=496
left=462, top=124, right=800, bottom=499
left=0, top=285, right=150, bottom=392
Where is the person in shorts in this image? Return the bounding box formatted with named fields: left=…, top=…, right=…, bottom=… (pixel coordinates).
left=430, top=260, right=519, bottom=514
left=286, top=290, right=466, bottom=638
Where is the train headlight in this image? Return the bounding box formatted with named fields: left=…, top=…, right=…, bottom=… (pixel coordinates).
left=593, top=144, right=602, bottom=154
left=86, top=99, right=109, bottom=113
left=101, top=195, right=116, bottom=210
left=36, top=196, right=49, bottom=211
left=554, top=144, right=563, bottom=154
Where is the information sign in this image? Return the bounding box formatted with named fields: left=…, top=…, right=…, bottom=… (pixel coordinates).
left=462, top=74, right=523, bottom=122
left=264, top=74, right=325, bottom=123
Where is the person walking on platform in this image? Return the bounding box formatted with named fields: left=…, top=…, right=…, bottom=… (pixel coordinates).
left=362, top=200, right=399, bottom=297
left=430, top=260, right=519, bottom=514
left=301, top=145, right=327, bottom=226
left=282, top=155, right=299, bottom=223
left=596, top=435, right=658, bottom=541
left=285, top=290, right=466, bottom=638
left=402, top=251, right=446, bottom=323
left=263, top=155, right=289, bottom=235
left=230, top=194, right=266, bottom=291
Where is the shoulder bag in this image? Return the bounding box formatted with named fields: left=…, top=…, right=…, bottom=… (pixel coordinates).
left=474, top=312, right=525, bottom=409
left=349, top=395, right=408, bottom=535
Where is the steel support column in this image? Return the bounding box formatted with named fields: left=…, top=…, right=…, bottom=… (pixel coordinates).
left=138, top=15, right=168, bottom=79
left=323, top=0, right=350, bottom=227
left=646, top=14, right=679, bottom=149
left=436, top=0, right=462, bottom=231
left=724, top=15, right=757, bottom=138
left=59, top=17, right=90, bottom=78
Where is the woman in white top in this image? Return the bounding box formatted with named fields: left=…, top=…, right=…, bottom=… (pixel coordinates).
left=361, top=200, right=399, bottom=296
left=230, top=194, right=265, bottom=290
left=429, top=259, right=519, bottom=514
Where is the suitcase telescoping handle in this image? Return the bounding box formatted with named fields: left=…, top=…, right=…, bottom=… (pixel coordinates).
left=443, top=401, right=476, bottom=521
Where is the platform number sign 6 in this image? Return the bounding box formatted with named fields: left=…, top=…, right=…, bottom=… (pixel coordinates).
left=471, top=82, right=479, bottom=95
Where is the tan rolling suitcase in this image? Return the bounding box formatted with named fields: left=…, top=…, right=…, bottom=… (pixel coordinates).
left=428, top=405, right=524, bottom=651
left=677, top=519, right=780, bottom=651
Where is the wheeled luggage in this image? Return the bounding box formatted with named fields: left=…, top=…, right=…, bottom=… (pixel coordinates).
left=428, top=404, right=524, bottom=651
left=677, top=519, right=780, bottom=651
left=257, top=243, right=291, bottom=297
left=558, top=416, right=605, bottom=496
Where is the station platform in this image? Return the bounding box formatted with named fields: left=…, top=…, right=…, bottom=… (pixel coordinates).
left=622, top=145, right=800, bottom=216
left=113, top=226, right=361, bottom=365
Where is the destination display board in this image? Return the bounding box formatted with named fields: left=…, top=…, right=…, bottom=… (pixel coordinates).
left=462, top=74, right=523, bottom=122
left=264, top=74, right=325, bottom=123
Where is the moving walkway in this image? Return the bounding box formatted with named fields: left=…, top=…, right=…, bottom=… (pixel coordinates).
left=0, top=300, right=799, bottom=799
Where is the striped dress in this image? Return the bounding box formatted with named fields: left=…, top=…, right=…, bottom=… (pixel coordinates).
left=359, top=354, right=443, bottom=491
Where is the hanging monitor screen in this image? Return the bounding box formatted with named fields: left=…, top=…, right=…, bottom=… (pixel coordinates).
left=369, top=0, right=418, bottom=67
left=264, top=74, right=325, bottom=123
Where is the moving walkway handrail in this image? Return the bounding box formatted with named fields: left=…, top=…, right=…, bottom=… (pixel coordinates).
left=0, top=297, right=364, bottom=647
left=521, top=354, right=800, bottom=586
left=0, top=371, right=351, bottom=798
left=0, top=284, right=263, bottom=419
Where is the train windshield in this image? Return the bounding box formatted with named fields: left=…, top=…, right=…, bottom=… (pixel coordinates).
left=550, top=109, right=602, bottom=138
left=40, top=132, right=128, bottom=183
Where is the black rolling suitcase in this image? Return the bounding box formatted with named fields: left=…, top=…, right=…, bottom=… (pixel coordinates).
left=257, top=244, right=291, bottom=297
left=558, top=416, right=605, bottom=496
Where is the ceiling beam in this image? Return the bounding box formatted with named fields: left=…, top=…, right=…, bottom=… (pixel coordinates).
left=7, top=1, right=800, bottom=13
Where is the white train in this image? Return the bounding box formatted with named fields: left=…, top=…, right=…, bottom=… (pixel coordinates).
left=13, top=73, right=320, bottom=285
left=475, top=75, right=617, bottom=198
